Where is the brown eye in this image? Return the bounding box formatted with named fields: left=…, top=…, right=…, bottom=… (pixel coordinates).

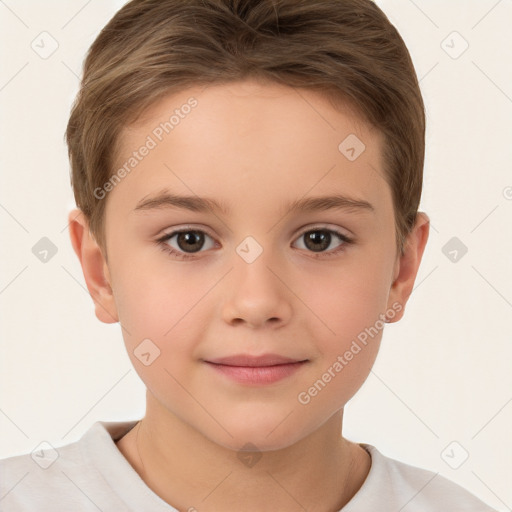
left=160, top=229, right=216, bottom=256
left=293, top=228, right=352, bottom=256
left=303, top=230, right=332, bottom=252
left=176, top=231, right=205, bottom=253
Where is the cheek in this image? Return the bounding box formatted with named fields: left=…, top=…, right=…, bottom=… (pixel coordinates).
left=112, top=256, right=205, bottom=334
left=295, top=273, right=387, bottom=417
left=286, top=258, right=392, bottom=408
left=299, top=255, right=393, bottom=343
left=112, top=272, right=200, bottom=402
left=110, top=261, right=215, bottom=375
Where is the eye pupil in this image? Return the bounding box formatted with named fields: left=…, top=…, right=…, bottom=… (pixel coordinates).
left=177, top=231, right=204, bottom=252
left=305, top=231, right=331, bottom=252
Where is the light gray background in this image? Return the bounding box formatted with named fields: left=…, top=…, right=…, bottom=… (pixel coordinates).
left=1, top=1, right=511, bottom=510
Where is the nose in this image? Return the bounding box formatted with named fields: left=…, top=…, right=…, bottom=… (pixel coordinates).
left=221, top=249, right=293, bottom=329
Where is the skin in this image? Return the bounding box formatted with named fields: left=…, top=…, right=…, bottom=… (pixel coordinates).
left=69, top=79, right=429, bottom=512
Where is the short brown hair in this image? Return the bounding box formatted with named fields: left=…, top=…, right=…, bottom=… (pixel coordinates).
left=66, top=0, right=425, bottom=255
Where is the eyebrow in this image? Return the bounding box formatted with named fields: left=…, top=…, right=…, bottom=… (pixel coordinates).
left=133, top=190, right=375, bottom=216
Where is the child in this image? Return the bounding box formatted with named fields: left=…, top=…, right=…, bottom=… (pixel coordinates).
left=0, top=0, right=498, bottom=510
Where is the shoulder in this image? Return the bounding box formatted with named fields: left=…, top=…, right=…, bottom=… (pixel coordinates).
left=343, top=444, right=497, bottom=511
left=0, top=421, right=138, bottom=512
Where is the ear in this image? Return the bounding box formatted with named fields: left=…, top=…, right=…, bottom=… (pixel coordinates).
left=68, top=208, right=119, bottom=324
left=386, top=212, right=430, bottom=322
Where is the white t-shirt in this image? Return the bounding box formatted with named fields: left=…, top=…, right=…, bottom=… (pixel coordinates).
left=0, top=420, right=497, bottom=511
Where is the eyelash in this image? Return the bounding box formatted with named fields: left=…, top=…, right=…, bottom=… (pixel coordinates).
left=156, top=226, right=353, bottom=261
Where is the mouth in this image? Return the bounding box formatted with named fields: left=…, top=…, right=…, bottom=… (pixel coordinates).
left=203, top=353, right=309, bottom=385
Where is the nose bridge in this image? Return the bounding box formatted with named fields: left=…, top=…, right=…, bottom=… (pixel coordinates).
left=220, top=235, right=292, bottom=328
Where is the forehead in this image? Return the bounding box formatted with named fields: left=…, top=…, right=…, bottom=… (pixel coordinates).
left=124, top=79, right=378, bottom=155
left=109, top=79, right=390, bottom=216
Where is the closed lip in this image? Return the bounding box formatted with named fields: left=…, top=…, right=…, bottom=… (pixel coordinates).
left=204, top=354, right=308, bottom=367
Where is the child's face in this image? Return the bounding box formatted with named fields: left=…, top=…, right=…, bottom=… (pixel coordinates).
left=93, top=80, right=422, bottom=450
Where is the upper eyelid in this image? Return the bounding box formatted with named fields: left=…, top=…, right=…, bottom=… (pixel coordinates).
left=159, top=223, right=351, bottom=237
left=295, top=223, right=352, bottom=239
left=158, top=225, right=217, bottom=243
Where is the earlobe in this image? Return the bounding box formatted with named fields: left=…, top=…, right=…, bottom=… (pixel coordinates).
left=68, top=208, right=119, bottom=324
left=386, top=213, right=430, bottom=322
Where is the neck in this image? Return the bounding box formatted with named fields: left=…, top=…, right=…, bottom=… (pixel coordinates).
left=116, top=393, right=371, bottom=512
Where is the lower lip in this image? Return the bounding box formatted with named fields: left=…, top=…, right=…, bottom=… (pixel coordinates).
left=204, top=361, right=307, bottom=385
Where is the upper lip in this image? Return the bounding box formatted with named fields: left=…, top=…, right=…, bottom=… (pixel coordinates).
left=205, top=354, right=308, bottom=367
